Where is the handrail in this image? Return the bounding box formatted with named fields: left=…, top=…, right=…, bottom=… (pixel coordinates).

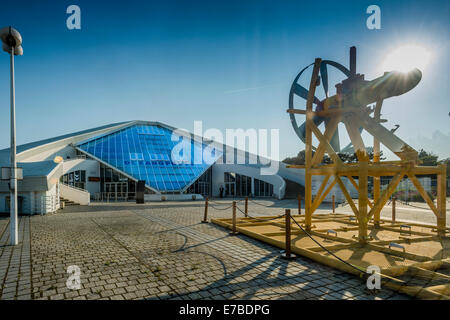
left=36, top=194, right=59, bottom=215
left=60, top=182, right=90, bottom=205
left=93, top=192, right=136, bottom=202
left=60, top=182, right=89, bottom=193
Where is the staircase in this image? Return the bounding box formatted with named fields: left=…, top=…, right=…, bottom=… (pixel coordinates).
left=60, top=197, right=80, bottom=207
left=59, top=183, right=90, bottom=205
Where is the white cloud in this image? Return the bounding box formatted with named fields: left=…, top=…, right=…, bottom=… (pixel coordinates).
left=410, top=130, right=450, bottom=159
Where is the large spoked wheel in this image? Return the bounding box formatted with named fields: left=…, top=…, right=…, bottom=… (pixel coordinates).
left=288, top=60, right=351, bottom=153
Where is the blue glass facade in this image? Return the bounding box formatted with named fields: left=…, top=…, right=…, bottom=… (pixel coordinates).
left=76, top=124, right=221, bottom=192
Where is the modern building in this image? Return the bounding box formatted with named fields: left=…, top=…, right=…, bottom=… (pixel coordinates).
left=0, top=120, right=357, bottom=215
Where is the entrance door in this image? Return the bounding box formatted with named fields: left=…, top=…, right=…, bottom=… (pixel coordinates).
left=105, top=182, right=115, bottom=200
left=105, top=182, right=128, bottom=200
left=196, top=181, right=209, bottom=196
left=225, top=182, right=235, bottom=197
left=117, top=182, right=128, bottom=200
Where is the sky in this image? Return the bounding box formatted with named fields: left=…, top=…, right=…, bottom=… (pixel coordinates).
left=0, top=0, right=448, bottom=161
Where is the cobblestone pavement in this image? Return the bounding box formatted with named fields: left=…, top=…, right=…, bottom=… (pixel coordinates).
left=0, top=216, right=32, bottom=300
left=0, top=200, right=413, bottom=300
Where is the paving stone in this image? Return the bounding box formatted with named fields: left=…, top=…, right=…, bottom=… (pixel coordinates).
left=0, top=203, right=415, bottom=301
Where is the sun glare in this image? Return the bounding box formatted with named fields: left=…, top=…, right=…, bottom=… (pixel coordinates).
left=380, top=44, right=431, bottom=73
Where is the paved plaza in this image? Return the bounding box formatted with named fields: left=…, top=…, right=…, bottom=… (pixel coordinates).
left=3, top=198, right=445, bottom=300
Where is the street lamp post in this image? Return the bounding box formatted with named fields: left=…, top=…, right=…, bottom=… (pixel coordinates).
left=1, top=26, right=23, bottom=245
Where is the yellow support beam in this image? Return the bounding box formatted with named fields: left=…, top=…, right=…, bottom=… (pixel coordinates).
left=310, top=121, right=343, bottom=166
left=311, top=116, right=341, bottom=166
left=312, top=174, right=331, bottom=206
left=343, top=116, right=367, bottom=160
left=335, top=174, right=360, bottom=220
left=304, top=58, right=322, bottom=231
left=373, top=100, right=382, bottom=227
left=346, top=175, right=373, bottom=209
left=367, top=171, right=405, bottom=221
left=311, top=177, right=338, bottom=213
left=408, top=173, right=438, bottom=216
left=437, top=164, right=447, bottom=236
left=358, top=160, right=369, bottom=243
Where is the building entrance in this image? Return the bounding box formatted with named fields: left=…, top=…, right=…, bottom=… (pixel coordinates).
left=104, top=182, right=128, bottom=200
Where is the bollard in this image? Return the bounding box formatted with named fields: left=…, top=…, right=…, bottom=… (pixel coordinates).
left=392, top=197, right=396, bottom=223
left=297, top=194, right=302, bottom=215
left=332, top=195, right=335, bottom=214
left=202, top=197, right=209, bottom=223
left=281, top=209, right=295, bottom=259
left=230, top=201, right=238, bottom=235
left=245, top=196, right=248, bottom=218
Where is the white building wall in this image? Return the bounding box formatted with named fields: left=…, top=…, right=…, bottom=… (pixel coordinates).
left=0, top=186, right=60, bottom=215
left=38, top=183, right=60, bottom=214
left=395, top=177, right=431, bottom=194
left=211, top=163, right=286, bottom=199
left=210, top=162, right=359, bottom=202
left=19, top=145, right=77, bottom=162
left=311, top=176, right=358, bottom=203
left=29, top=191, right=35, bottom=214
left=0, top=192, right=34, bottom=215
left=62, top=159, right=100, bottom=195
left=60, top=183, right=90, bottom=205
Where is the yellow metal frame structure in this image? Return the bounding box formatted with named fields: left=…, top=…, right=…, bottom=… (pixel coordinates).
left=286, top=58, right=447, bottom=243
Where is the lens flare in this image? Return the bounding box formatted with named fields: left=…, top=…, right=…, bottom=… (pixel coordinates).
left=54, top=156, right=63, bottom=163
left=380, top=44, right=431, bottom=73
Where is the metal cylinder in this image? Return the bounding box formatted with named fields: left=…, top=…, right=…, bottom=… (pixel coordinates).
left=297, top=194, right=302, bottom=215
left=392, top=197, right=396, bottom=222
left=244, top=196, right=248, bottom=217
left=332, top=195, right=335, bottom=214
left=231, top=201, right=237, bottom=234
left=350, top=46, right=356, bottom=76
left=285, top=209, right=291, bottom=258
left=9, top=47, right=18, bottom=245
left=202, top=197, right=209, bottom=223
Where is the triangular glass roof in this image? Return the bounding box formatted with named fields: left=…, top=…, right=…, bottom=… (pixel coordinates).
left=76, top=124, right=221, bottom=192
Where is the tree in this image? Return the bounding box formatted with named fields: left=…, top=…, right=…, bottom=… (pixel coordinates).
left=282, top=149, right=385, bottom=165
left=418, top=149, right=439, bottom=166
left=438, top=157, right=450, bottom=179
left=283, top=150, right=307, bottom=165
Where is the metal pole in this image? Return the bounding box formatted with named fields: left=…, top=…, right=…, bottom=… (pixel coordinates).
left=244, top=196, right=248, bottom=217
left=392, top=197, right=396, bottom=223
left=350, top=46, right=357, bottom=76
left=285, top=209, right=291, bottom=257
left=202, top=197, right=209, bottom=223
left=332, top=195, right=335, bottom=214
left=281, top=209, right=294, bottom=259
left=297, top=194, right=302, bottom=215
left=230, top=201, right=238, bottom=235
left=10, top=47, right=18, bottom=245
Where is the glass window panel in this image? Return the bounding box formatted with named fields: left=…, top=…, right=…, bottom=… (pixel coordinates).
left=77, top=124, right=221, bottom=192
